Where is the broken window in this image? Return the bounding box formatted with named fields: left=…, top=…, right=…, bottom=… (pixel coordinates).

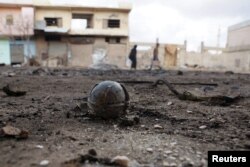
left=72, top=14, right=93, bottom=28
left=45, top=18, right=62, bottom=27
left=103, top=19, right=120, bottom=28
left=6, top=15, right=13, bottom=25
left=105, top=37, right=121, bottom=44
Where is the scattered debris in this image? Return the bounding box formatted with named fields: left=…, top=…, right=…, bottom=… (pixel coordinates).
left=62, top=149, right=136, bottom=167
left=225, top=71, right=234, bottom=75
left=8, top=72, right=16, bottom=77
left=164, top=150, right=173, bottom=154
left=88, top=81, right=130, bottom=119
left=163, top=161, right=170, bottom=167
left=89, top=63, right=119, bottom=70
left=88, top=148, right=97, bottom=156
left=177, top=70, right=183, bottom=75
left=32, top=68, right=49, bottom=75
left=154, top=124, right=163, bottom=129
left=111, top=156, right=130, bottom=167
left=153, top=79, right=241, bottom=106
left=119, top=116, right=140, bottom=127
left=118, top=80, right=218, bottom=86
left=246, top=132, right=250, bottom=139
left=187, top=110, right=193, bottom=113
left=28, top=58, right=40, bottom=66
left=199, top=125, right=207, bottom=129
left=0, top=125, right=29, bottom=139
left=40, top=160, right=49, bottom=166
left=167, top=101, right=173, bottom=106
left=35, top=145, right=44, bottom=149
left=146, top=148, right=153, bottom=153
left=2, top=84, right=26, bottom=96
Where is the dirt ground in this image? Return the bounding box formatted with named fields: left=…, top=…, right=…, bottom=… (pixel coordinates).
left=0, top=66, right=249, bottom=167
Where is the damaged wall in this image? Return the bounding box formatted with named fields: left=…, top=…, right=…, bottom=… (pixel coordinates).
left=178, top=50, right=250, bottom=72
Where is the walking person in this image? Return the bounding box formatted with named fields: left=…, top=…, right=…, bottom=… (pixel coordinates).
left=150, top=42, right=162, bottom=70
left=129, top=45, right=137, bottom=69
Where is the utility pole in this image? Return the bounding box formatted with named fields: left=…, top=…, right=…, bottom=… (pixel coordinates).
left=216, top=26, right=221, bottom=54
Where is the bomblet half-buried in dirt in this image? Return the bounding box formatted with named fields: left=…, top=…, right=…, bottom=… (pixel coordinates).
left=87, top=81, right=130, bottom=119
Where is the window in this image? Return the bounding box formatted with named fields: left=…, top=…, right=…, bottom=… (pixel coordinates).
left=45, top=18, right=62, bottom=27
left=103, top=19, right=120, bottom=28
left=6, top=15, right=13, bottom=25
left=45, top=35, right=61, bottom=41
left=72, top=14, right=93, bottom=28
left=105, top=37, right=121, bottom=44
left=108, top=19, right=120, bottom=28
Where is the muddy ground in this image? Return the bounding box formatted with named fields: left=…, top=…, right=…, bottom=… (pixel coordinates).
left=0, top=66, right=249, bottom=167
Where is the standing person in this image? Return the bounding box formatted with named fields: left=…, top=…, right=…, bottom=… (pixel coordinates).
left=129, top=45, right=137, bottom=69
left=150, top=42, right=162, bottom=70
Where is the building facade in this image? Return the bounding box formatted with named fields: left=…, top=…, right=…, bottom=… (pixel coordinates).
left=34, top=4, right=131, bottom=67
left=227, top=20, right=250, bottom=52
left=0, top=3, right=35, bottom=65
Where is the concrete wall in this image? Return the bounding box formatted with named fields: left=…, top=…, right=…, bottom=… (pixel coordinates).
left=228, top=26, right=250, bottom=48
left=0, top=6, right=34, bottom=36
left=69, top=44, right=93, bottom=67
left=0, top=39, right=10, bottom=64
left=178, top=51, right=250, bottom=72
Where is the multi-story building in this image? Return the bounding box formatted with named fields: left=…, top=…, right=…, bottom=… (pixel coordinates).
left=227, top=20, right=250, bottom=52
left=34, top=3, right=131, bottom=67
left=0, top=2, right=35, bottom=65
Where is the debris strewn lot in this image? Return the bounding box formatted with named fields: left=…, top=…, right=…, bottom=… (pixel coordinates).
left=0, top=66, right=249, bottom=167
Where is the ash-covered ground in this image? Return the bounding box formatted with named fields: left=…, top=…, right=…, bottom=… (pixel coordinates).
left=0, top=66, right=249, bottom=167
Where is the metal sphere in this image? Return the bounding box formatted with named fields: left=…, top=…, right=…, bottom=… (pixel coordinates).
left=87, top=81, right=129, bottom=119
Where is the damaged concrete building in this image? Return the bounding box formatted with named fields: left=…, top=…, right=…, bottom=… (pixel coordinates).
left=0, top=2, right=35, bottom=65
left=34, top=3, right=131, bottom=67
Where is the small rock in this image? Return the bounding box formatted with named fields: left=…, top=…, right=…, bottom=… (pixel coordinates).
left=177, top=70, right=183, bottom=75
left=182, top=162, right=194, bottom=167
left=140, top=125, right=145, bottom=128
left=169, top=162, right=177, bottom=167
left=199, top=125, right=207, bottom=129
left=88, top=149, right=97, bottom=156
left=146, top=148, right=153, bottom=153
left=167, top=102, right=173, bottom=106
left=154, top=124, right=163, bottom=129
left=163, top=161, right=170, bottom=167
left=225, top=71, right=234, bottom=75
left=112, top=156, right=130, bottom=167
left=244, top=142, right=250, bottom=149
left=245, top=131, right=250, bottom=138
left=0, top=125, right=29, bottom=139
left=164, top=150, right=173, bottom=154
left=40, top=160, right=49, bottom=166
left=8, top=72, right=16, bottom=77
left=35, top=145, right=44, bottom=149
left=187, top=110, right=193, bottom=113
left=2, top=84, right=26, bottom=96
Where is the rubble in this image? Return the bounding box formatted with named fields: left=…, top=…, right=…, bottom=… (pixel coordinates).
left=154, top=124, right=163, bottom=129
left=153, top=79, right=241, bottom=106
left=111, top=156, right=130, bottom=167
left=2, top=84, right=26, bottom=96
left=0, top=125, right=29, bottom=139
left=199, top=125, right=207, bottom=129
left=40, top=160, right=49, bottom=166
left=62, top=149, right=136, bottom=167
